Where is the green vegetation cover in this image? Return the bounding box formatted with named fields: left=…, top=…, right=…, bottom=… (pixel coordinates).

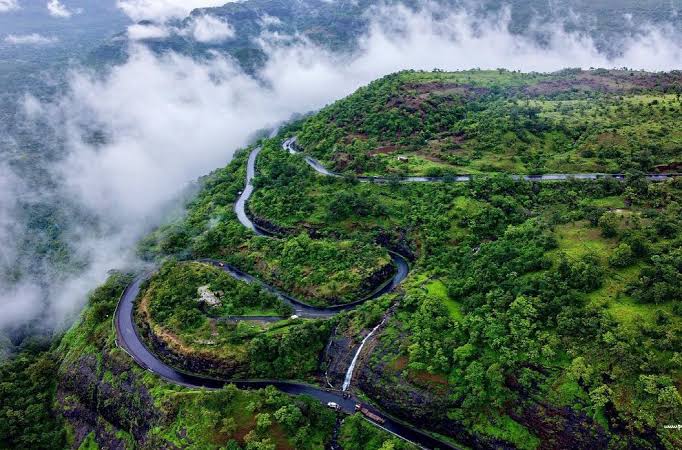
left=3, top=69, right=682, bottom=450
left=298, top=69, right=682, bottom=176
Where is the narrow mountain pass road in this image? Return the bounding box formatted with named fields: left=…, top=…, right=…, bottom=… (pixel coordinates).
left=114, top=272, right=455, bottom=450
left=114, top=139, right=457, bottom=448
left=115, top=134, right=682, bottom=449
left=283, top=137, right=682, bottom=183
left=199, top=255, right=408, bottom=319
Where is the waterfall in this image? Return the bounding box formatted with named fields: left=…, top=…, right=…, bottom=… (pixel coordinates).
left=342, top=318, right=386, bottom=391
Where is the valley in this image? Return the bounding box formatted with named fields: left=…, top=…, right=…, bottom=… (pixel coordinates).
left=1, top=2, right=682, bottom=447
left=78, top=70, right=679, bottom=448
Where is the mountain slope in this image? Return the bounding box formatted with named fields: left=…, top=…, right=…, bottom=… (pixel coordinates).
left=3, top=69, right=682, bottom=449
left=297, top=69, right=682, bottom=176
left=89, top=0, right=682, bottom=73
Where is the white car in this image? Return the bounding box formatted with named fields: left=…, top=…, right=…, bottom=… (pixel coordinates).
left=290, top=315, right=299, bottom=320
left=327, top=402, right=340, bottom=410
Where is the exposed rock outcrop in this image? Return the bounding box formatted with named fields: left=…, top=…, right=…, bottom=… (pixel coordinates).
left=509, top=402, right=610, bottom=450
left=58, top=350, right=161, bottom=449
left=358, top=323, right=611, bottom=450
left=323, top=331, right=359, bottom=389
left=137, top=317, right=246, bottom=379
left=357, top=354, right=511, bottom=450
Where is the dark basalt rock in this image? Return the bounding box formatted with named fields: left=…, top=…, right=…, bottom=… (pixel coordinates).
left=357, top=358, right=513, bottom=450
left=247, top=209, right=296, bottom=236
left=509, top=402, right=610, bottom=450
left=57, top=350, right=160, bottom=448
left=355, top=322, right=513, bottom=449
left=325, top=303, right=400, bottom=389
left=376, top=229, right=416, bottom=261
left=323, top=331, right=359, bottom=389
left=358, top=261, right=396, bottom=297
left=137, top=317, right=245, bottom=379
left=359, top=329, right=613, bottom=449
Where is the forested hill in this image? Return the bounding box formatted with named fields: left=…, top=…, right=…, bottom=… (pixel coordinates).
left=88, top=0, right=682, bottom=72
left=2, top=69, right=682, bottom=449
left=297, top=69, right=682, bottom=176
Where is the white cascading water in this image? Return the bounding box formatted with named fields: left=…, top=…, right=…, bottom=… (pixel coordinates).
left=342, top=318, right=386, bottom=391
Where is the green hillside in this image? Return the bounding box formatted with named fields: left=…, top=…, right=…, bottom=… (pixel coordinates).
left=2, top=70, right=682, bottom=449
left=298, top=69, right=682, bottom=176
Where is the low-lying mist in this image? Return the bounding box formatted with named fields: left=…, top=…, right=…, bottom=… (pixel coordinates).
left=2, top=2, right=681, bottom=340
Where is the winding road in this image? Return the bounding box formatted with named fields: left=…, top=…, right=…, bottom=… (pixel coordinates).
left=114, top=273, right=450, bottom=449
left=116, top=135, right=679, bottom=449
left=283, top=138, right=681, bottom=183
left=114, top=138, right=452, bottom=449
left=199, top=257, right=408, bottom=319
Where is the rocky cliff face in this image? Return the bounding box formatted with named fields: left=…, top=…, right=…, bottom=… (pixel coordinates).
left=357, top=353, right=510, bottom=450
left=58, top=350, right=162, bottom=449
left=323, top=330, right=359, bottom=389
left=509, top=402, right=609, bottom=450
left=357, top=323, right=611, bottom=450
left=324, top=303, right=401, bottom=390
left=137, top=317, right=247, bottom=379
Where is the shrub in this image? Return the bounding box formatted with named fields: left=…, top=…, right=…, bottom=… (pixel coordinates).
left=609, top=243, right=634, bottom=268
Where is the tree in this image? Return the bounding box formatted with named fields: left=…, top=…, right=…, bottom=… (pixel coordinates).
left=567, top=357, right=594, bottom=387
left=379, top=441, right=397, bottom=450
left=255, top=413, right=272, bottom=434
left=609, top=243, right=634, bottom=268
left=220, top=417, right=237, bottom=438
left=274, top=405, right=303, bottom=432
left=244, top=433, right=276, bottom=450
left=588, top=385, right=612, bottom=418
left=598, top=211, right=619, bottom=238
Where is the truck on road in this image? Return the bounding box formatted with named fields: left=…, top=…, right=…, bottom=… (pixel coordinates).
left=355, top=404, right=385, bottom=424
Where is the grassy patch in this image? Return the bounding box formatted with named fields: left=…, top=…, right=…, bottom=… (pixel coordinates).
left=476, top=415, right=540, bottom=450
left=585, top=196, right=626, bottom=209
left=606, top=296, right=679, bottom=329
left=550, top=220, right=616, bottom=261
left=424, top=279, right=463, bottom=321
left=77, top=432, right=99, bottom=450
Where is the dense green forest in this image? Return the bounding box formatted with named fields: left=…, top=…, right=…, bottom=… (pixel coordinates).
left=139, top=148, right=393, bottom=307
left=2, top=69, right=682, bottom=449
left=298, top=69, right=682, bottom=176
left=137, top=261, right=330, bottom=379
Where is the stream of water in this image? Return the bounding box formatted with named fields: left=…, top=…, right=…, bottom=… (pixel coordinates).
left=342, top=318, right=386, bottom=391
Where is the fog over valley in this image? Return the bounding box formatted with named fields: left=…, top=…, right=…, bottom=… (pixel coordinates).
left=3, top=2, right=682, bottom=449
left=1, top=0, right=681, bottom=342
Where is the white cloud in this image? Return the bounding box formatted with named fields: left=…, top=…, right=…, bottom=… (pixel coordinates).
left=0, top=0, right=19, bottom=13
left=4, top=33, right=57, bottom=44
left=0, top=163, right=44, bottom=330
left=0, top=283, right=43, bottom=330
left=127, top=23, right=170, bottom=40
left=7, top=3, right=682, bottom=331
left=47, top=0, right=78, bottom=18
left=117, top=0, right=236, bottom=22
left=186, top=14, right=234, bottom=43
left=259, top=14, right=282, bottom=28
left=0, top=164, right=22, bottom=277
